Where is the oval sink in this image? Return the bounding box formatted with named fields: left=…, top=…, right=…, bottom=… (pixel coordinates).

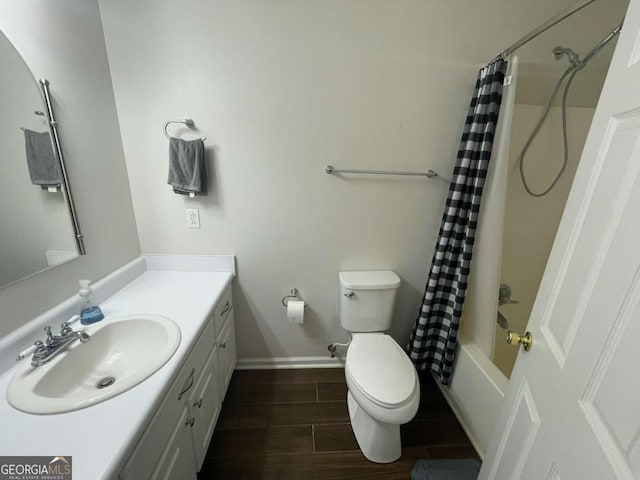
left=7, top=314, right=181, bottom=414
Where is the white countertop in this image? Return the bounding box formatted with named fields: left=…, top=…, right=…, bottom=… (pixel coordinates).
left=0, top=262, right=233, bottom=480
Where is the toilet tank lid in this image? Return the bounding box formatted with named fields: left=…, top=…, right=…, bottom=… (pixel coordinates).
left=339, top=271, right=401, bottom=290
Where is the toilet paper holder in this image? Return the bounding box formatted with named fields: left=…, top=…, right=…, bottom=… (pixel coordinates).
left=281, top=288, right=308, bottom=308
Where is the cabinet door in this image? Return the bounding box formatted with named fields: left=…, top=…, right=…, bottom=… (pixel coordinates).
left=212, top=286, right=233, bottom=335
left=217, top=310, right=237, bottom=399
left=120, top=319, right=215, bottom=480
left=150, top=406, right=197, bottom=480
left=188, top=344, right=222, bottom=470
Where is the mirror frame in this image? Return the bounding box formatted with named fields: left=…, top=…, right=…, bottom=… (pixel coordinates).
left=39, top=78, right=85, bottom=255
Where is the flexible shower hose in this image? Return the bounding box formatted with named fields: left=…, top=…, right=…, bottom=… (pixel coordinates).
left=518, top=65, right=580, bottom=197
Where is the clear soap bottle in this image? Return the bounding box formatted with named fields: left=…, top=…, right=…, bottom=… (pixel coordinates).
left=79, top=279, right=104, bottom=325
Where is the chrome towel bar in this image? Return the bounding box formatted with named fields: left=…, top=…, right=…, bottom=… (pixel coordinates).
left=40, top=78, right=85, bottom=255
left=325, top=165, right=438, bottom=178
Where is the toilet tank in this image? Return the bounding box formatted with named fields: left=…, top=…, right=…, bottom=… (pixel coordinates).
left=339, top=271, right=401, bottom=332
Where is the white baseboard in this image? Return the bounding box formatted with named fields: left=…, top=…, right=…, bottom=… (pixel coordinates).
left=236, top=356, right=345, bottom=370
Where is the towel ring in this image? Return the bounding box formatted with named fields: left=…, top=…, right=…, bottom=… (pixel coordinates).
left=163, top=118, right=206, bottom=141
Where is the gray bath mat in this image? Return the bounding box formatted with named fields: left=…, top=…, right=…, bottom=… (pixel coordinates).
left=411, top=458, right=481, bottom=480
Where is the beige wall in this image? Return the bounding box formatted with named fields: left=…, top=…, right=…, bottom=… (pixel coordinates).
left=99, top=0, right=621, bottom=360
left=493, top=103, right=595, bottom=377
left=0, top=0, right=140, bottom=337
left=459, top=0, right=627, bottom=370
left=0, top=0, right=624, bottom=354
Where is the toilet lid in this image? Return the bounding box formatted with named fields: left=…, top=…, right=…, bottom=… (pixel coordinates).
left=347, top=334, right=416, bottom=407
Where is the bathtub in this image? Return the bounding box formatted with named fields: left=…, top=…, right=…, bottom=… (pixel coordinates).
left=437, top=335, right=508, bottom=458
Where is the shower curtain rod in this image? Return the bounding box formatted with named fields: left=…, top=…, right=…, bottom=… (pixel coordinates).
left=493, top=0, right=597, bottom=61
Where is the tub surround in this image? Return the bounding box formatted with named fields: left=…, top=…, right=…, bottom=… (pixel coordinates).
left=0, top=255, right=234, bottom=480
left=437, top=336, right=508, bottom=458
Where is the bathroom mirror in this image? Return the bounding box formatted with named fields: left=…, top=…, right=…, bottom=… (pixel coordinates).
left=0, top=29, right=81, bottom=289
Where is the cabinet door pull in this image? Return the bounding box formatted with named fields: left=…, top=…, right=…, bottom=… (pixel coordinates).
left=220, top=301, right=230, bottom=316
left=194, top=398, right=203, bottom=408
left=177, top=368, right=195, bottom=400
left=220, top=342, right=227, bottom=349
left=186, top=416, right=195, bottom=427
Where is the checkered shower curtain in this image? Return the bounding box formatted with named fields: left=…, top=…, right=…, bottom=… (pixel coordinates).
left=408, top=59, right=507, bottom=385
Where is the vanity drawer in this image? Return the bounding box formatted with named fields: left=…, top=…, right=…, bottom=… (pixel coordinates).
left=212, top=285, right=233, bottom=334
left=120, top=318, right=216, bottom=480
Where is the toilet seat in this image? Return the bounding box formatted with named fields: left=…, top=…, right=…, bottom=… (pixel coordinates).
left=346, top=333, right=417, bottom=408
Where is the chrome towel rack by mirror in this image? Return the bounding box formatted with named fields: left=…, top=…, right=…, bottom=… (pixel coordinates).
left=325, top=165, right=438, bottom=178
left=163, top=118, right=206, bottom=141
left=40, top=79, right=85, bottom=255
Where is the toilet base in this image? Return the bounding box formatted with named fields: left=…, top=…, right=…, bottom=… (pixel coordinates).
left=347, top=391, right=401, bottom=463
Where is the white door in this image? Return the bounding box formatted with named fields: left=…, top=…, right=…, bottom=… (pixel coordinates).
left=480, top=2, right=640, bottom=479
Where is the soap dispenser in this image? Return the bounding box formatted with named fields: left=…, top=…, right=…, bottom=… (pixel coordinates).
left=79, top=279, right=104, bottom=325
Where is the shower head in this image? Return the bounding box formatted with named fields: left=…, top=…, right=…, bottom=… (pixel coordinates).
left=552, top=46, right=584, bottom=69
left=552, top=46, right=570, bottom=59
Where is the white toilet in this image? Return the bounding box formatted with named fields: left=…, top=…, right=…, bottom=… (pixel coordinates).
left=339, top=270, right=420, bottom=463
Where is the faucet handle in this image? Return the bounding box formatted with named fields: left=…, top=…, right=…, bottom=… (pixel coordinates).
left=16, top=340, right=45, bottom=361
left=61, top=315, right=80, bottom=329
left=60, top=315, right=81, bottom=331
left=60, top=315, right=81, bottom=335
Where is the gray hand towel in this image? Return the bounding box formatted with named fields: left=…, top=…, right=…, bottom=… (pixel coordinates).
left=167, top=137, right=208, bottom=196
left=23, top=129, right=61, bottom=188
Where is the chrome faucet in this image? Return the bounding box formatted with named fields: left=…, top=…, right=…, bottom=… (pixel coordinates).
left=16, top=315, right=90, bottom=368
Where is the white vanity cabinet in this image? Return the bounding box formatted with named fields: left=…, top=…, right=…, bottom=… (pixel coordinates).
left=119, top=285, right=236, bottom=480
left=149, top=405, right=198, bottom=480
left=187, top=341, right=221, bottom=468
left=217, top=309, right=237, bottom=399
left=209, top=282, right=237, bottom=402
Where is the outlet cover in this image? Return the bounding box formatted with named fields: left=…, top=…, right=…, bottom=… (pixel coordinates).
left=186, top=208, right=200, bottom=229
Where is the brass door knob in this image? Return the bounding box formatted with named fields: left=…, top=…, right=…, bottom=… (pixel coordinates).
left=506, top=330, right=533, bottom=352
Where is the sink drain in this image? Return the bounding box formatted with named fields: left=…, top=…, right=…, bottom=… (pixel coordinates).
left=97, top=377, right=116, bottom=389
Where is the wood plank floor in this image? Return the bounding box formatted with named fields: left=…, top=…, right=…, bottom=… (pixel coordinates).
left=198, top=368, right=479, bottom=479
